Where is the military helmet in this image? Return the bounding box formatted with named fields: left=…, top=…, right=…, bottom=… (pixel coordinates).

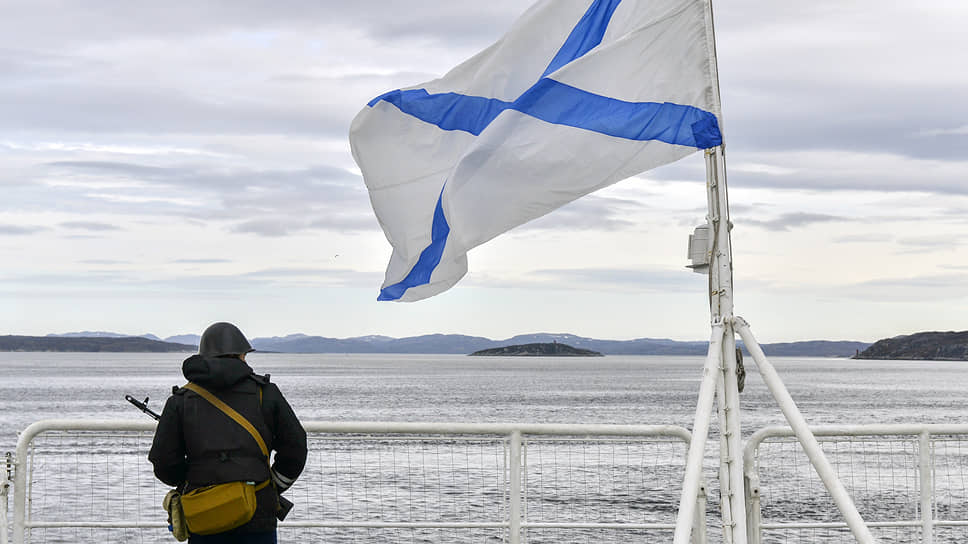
left=198, top=322, right=254, bottom=357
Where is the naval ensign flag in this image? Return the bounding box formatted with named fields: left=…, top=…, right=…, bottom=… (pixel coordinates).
left=349, top=0, right=722, bottom=301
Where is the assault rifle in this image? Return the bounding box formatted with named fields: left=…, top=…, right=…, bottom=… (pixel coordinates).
left=125, top=394, right=161, bottom=420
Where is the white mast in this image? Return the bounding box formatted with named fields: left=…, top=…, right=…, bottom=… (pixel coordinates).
left=706, top=146, right=747, bottom=544
left=675, top=1, right=878, bottom=543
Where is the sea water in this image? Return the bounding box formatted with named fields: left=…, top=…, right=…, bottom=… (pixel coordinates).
left=2, top=353, right=966, bottom=543
left=2, top=352, right=966, bottom=453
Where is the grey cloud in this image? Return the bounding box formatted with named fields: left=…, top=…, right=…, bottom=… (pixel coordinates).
left=896, top=236, right=961, bottom=248
left=738, top=212, right=849, bottom=232
left=367, top=8, right=523, bottom=45
left=243, top=267, right=355, bottom=279
left=518, top=195, right=647, bottom=232
left=166, top=269, right=381, bottom=290
left=469, top=267, right=708, bottom=293
left=59, top=221, right=122, bottom=231
left=231, top=219, right=293, bottom=237
left=722, top=81, right=968, bottom=162
left=893, top=235, right=965, bottom=255
left=48, top=161, right=171, bottom=178
left=0, top=5, right=519, bottom=142
left=48, top=161, right=358, bottom=191
left=0, top=48, right=106, bottom=79
left=939, top=207, right=968, bottom=220
left=2, top=270, right=127, bottom=286
left=655, top=149, right=968, bottom=195
left=1, top=265, right=381, bottom=295
left=231, top=212, right=377, bottom=237
left=833, top=234, right=893, bottom=244
left=833, top=274, right=968, bottom=302
left=714, top=2, right=968, bottom=162
left=0, top=224, right=48, bottom=235
left=1, top=2, right=524, bottom=48
left=172, top=258, right=233, bottom=264
left=308, top=215, right=380, bottom=232
left=1, top=84, right=347, bottom=137
left=42, top=161, right=374, bottom=229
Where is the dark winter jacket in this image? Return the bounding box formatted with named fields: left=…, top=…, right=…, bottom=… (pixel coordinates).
left=149, top=354, right=307, bottom=535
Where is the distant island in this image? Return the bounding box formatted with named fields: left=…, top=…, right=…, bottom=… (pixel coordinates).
left=470, top=342, right=603, bottom=357
left=853, top=331, right=968, bottom=361
left=0, top=335, right=195, bottom=353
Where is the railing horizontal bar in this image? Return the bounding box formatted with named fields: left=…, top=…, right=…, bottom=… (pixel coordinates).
left=523, top=522, right=677, bottom=529
left=310, top=436, right=683, bottom=444
left=23, top=521, right=681, bottom=531
left=27, top=522, right=168, bottom=529
left=14, top=419, right=691, bottom=453
left=303, top=421, right=692, bottom=439
left=761, top=521, right=921, bottom=529
left=750, top=423, right=968, bottom=443
left=278, top=522, right=508, bottom=528
left=279, top=522, right=677, bottom=530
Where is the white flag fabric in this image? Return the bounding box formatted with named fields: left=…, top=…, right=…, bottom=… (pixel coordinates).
left=350, top=0, right=722, bottom=301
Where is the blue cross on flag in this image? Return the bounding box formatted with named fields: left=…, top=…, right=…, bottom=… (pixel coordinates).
left=349, top=0, right=723, bottom=302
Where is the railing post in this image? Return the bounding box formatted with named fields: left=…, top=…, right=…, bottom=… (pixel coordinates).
left=1, top=452, right=10, bottom=544
left=13, top=436, right=27, bottom=544
left=509, top=430, right=522, bottom=544
left=919, top=431, right=934, bottom=544
left=744, top=472, right=761, bottom=544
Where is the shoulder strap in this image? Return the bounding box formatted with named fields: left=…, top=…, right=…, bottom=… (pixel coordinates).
left=183, top=382, right=269, bottom=459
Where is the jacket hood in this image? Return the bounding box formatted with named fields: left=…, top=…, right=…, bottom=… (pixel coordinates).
left=182, top=354, right=254, bottom=389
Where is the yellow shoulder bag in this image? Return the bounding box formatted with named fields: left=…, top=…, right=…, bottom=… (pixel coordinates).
left=177, top=383, right=271, bottom=535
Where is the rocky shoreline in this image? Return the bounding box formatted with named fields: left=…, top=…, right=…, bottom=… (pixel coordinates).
left=853, top=331, right=968, bottom=361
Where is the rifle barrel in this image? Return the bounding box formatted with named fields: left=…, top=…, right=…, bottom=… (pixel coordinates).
left=125, top=394, right=161, bottom=420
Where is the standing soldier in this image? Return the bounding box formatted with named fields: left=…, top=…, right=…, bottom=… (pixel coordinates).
left=150, top=322, right=307, bottom=543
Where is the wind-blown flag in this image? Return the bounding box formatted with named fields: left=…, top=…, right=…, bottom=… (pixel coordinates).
left=350, top=0, right=722, bottom=301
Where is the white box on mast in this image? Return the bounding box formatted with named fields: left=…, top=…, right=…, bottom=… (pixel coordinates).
left=686, top=224, right=711, bottom=274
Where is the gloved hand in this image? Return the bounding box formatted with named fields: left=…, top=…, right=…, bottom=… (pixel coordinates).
left=270, top=466, right=296, bottom=493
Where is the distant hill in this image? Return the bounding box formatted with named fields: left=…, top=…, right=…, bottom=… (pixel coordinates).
left=23, top=331, right=871, bottom=356
left=471, top=342, right=603, bottom=357
left=0, top=336, right=196, bottom=352
left=248, top=332, right=868, bottom=357
left=164, top=334, right=200, bottom=346
left=854, top=331, right=968, bottom=361
left=48, top=331, right=162, bottom=341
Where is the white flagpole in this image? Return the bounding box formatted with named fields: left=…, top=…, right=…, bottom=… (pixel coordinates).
left=705, top=145, right=747, bottom=544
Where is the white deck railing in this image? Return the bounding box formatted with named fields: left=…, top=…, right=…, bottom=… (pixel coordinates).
left=5, top=419, right=702, bottom=544
left=745, top=424, right=968, bottom=544
left=11, top=420, right=968, bottom=544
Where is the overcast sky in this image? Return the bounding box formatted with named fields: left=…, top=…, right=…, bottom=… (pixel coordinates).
left=2, top=1, right=966, bottom=343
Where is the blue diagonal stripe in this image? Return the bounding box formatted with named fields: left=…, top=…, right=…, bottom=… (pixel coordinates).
left=378, top=190, right=450, bottom=301
left=541, top=0, right=622, bottom=78
left=371, top=80, right=722, bottom=149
